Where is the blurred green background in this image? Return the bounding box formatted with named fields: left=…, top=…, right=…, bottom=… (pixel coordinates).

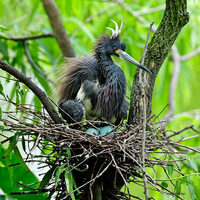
left=0, top=0, right=200, bottom=199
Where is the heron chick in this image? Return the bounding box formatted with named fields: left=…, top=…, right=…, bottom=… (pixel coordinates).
left=57, top=20, right=152, bottom=124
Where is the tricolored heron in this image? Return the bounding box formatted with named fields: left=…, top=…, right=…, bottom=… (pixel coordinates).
left=58, top=20, right=152, bottom=124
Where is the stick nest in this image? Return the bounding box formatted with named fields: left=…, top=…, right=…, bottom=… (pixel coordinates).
left=1, top=100, right=200, bottom=200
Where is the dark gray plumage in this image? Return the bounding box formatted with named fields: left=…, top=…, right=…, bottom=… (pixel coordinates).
left=57, top=21, right=152, bottom=124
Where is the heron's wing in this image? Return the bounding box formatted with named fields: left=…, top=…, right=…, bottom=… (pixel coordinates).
left=57, top=57, right=98, bottom=102
left=97, top=65, right=126, bottom=121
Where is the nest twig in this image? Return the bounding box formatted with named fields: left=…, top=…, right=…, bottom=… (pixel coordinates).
left=0, top=99, right=200, bottom=200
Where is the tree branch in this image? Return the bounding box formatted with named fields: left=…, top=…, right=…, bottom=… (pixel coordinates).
left=134, top=5, right=165, bottom=15
left=128, top=0, right=189, bottom=125
left=0, top=60, right=63, bottom=124
left=159, top=46, right=180, bottom=129
left=1, top=33, right=54, bottom=41
left=41, top=0, right=75, bottom=57
left=159, top=46, right=200, bottom=129
left=180, top=47, right=200, bottom=61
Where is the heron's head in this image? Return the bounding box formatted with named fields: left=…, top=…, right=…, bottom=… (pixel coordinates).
left=98, top=20, right=153, bottom=75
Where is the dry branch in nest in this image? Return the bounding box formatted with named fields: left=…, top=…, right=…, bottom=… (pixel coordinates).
left=1, top=99, right=200, bottom=200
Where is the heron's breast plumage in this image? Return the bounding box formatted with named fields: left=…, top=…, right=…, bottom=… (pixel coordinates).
left=76, top=79, right=100, bottom=120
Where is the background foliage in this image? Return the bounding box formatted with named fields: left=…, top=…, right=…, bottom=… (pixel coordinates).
left=0, top=0, right=200, bottom=199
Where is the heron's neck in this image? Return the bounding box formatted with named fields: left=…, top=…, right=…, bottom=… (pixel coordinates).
left=95, top=52, right=113, bottom=68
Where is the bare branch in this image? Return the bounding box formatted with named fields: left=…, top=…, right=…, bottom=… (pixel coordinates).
left=160, top=46, right=200, bottom=129
left=1, top=33, right=54, bottom=41
left=160, top=46, right=180, bottom=129
left=180, top=47, right=200, bottom=61
left=115, top=0, right=157, bottom=32
left=41, top=0, right=75, bottom=57
left=0, top=60, right=63, bottom=124
left=134, top=5, right=165, bottom=15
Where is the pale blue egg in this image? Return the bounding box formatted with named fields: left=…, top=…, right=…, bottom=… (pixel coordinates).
left=99, top=126, right=113, bottom=136
left=86, top=128, right=99, bottom=136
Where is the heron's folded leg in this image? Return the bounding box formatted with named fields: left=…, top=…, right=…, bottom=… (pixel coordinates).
left=58, top=100, right=84, bottom=123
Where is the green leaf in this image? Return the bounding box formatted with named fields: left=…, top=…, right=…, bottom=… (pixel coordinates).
left=0, top=32, right=8, bottom=39
left=0, top=107, right=2, bottom=119
left=175, top=180, right=181, bottom=200
left=65, top=169, right=75, bottom=200
left=0, top=125, right=5, bottom=130
left=180, top=176, right=193, bottom=184
left=0, top=24, right=8, bottom=30
left=55, top=164, right=66, bottom=189
left=0, top=146, right=46, bottom=199
left=0, top=161, right=5, bottom=167
left=0, top=40, right=8, bottom=60
left=25, top=1, right=39, bottom=28
left=0, top=81, right=5, bottom=98
left=188, top=181, right=196, bottom=200
left=66, top=147, right=71, bottom=159
left=188, top=157, right=198, bottom=172
left=67, top=17, right=95, bottom=42
left=187, top=176, right=200, bottom=200
left=4, top=156, right=13, bottom=185
left=39, top=167, right=55, bottom=189
left=21, top=136, right=26, bottom=153
left=14, top=146, right=34, bottom=176
left=3, top=135, right=18, bottom=158
left=161, top=181, right=168, bottom=189
left=167, top=165, right=173, bottom=176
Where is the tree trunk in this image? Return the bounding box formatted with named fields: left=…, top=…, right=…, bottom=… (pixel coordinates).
left=128, top=0, right=189, bottom=126
left=41, top=0, right=75, bottom=57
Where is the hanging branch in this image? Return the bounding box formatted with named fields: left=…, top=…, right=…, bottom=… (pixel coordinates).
left=0, top=60, right=63, bottom=124
left=41, top=0, right=75, bottom=57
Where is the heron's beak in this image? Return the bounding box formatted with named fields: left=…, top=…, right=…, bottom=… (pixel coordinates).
left=116, top=49, right=153, bottom=75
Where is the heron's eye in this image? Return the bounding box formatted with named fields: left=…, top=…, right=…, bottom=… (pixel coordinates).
left=114, top=47, right=118, bottom=51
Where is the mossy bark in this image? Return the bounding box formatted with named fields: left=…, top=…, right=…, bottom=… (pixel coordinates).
left=128, top=0, right=189, bottom=126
